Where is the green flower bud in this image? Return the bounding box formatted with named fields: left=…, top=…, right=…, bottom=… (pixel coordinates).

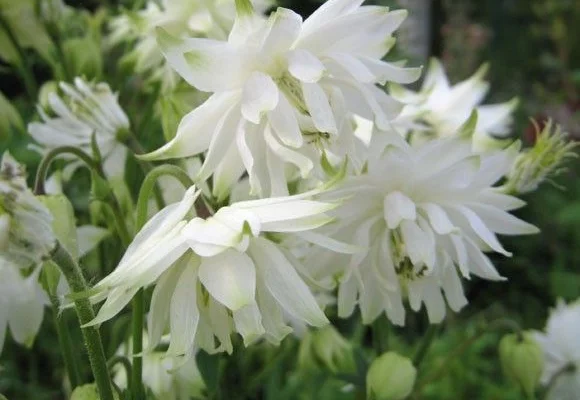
left=311, top=326, right=356, bottom=374
left=366, top=352, right=417, bottom=400
left=499, top=332, right=544, bottom=398
left=70, top=383, right=119, bottom=400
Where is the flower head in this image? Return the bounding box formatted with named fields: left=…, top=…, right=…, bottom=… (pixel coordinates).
left=505, top=120, right=578, bottom=194
left=534, top=299, right=580, bottom=399
left=314, top=135, right=538, bottom=324
left=87, top=185, right=347, bottom=356
left=28, top=78, right=130, bottom=178
left=141, top=0, right=421, bottom=198
left=390, top=58, right=517, bottom=151
left=0, top=152, right=55, bottom=266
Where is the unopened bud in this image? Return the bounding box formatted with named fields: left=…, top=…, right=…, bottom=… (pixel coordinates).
left=70, top=383, right=119, bottom=400
left=366, top=352, right=417, bottom=400
left=499, top=332, right=544, bottom=398
left=311, top=326, right=356, bottom=374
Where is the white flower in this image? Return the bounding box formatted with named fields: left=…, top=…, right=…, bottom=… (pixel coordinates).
left=0, top=259, right=49, bottom=354
left=534, top=299, right=580, bottom=400
left=0, top=152, right=55, bottom=267
left=108, top=0, right=272, bottom=91
left=390, top=58, right=517, bottom=151
left=28, top=77, right=130, bottom=178
left=314, top=134, right=538, bottom=325
left=113, top=334, right=205, bottom=400
left=505, top=120, right=578, bottom=194
left=141, top=0, right=421, bottom=198
left=86, top=185, right=349, bottom=356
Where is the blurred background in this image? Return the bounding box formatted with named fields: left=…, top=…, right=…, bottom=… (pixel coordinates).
left=1, top=0, right=579, bottom=399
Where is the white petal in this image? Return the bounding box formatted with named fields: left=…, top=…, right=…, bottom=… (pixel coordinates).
left=232, top=302, right=265, bottom=346
left=264, top=124, right=313, bottom=177
left=296, top=231, right=363, bottom=254
left=288, top=49, right=325, bottom=83
left=167, top=262, right=200, bottom=356
left=268, top=93, right=303, bottom=147
left=468, top=203, right=539, bottom=235
left=241, top=72, right=279, bottom=124
left=249, top=238, right=328, bottom=326
left=86, top=286, right=140, bottom=326
left=256, top=281, right=292, bottom=345
left=198, top=249, right=256, bottom=311
left=456, top=205, right=511, bottom=256
left=212, top=142, right=246, bottom=202
left=301, top=82, right=337, bottom=134
left=421, top=203, right=455, bottom=235
left=384, top=191, right=417, bottom=229
left=261, top=8, right=302, bottom=54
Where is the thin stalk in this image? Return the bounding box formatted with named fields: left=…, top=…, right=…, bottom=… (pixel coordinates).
left=50, top=243, right=114, bottom=400
left=412, top=324, right=441, bottom=367
left=371, top=315, right=389, bottom=354
left=129, top=164, right=195, bottom=399
left=0, top=13, right=37, bottom=99
left=107, top=355, right=133, bottom=391
left=50, top=301, right=82, bottom=389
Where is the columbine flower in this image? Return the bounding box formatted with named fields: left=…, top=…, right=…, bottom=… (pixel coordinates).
left=390, top=58, right=517, bottom=151
left=141, top=0, right=421, bottom=198
left=534, top=299, right=580, bottom=400
left=504, top=120, right=578, bottom=194
left=0, top=259, right=49, bottom=354
left=28, top=77, right=130, bottom=178
left=86, top=185, right=349, bottom=356
left=108, top=0, right=272, bottom=91
left=113, top=333, right=206, bottom=399
left=0, top=152, right=55, bottom=267
left=313, top=134, right=538, bottom=324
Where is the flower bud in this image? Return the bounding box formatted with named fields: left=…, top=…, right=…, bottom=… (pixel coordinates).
left=311, top=326, right=356, bottom=374
left=506, top=120, right=578, bottom=194
left=70, top=383, right=119, bottom=400
left=366, top=352, right=417, bottom=400
left=499, top=332, right=544, bottom=398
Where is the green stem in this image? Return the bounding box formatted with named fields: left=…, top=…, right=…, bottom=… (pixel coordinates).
left=371, top=315, right=389, bottom=354
left=34, top=146, right=99, bottom=195
left=50, top=300, right=82, bottom=389
left=412, top=324, right=441, bottom=367
left=413, top=318, right=522, bottom=395
left=45, top=22, right=72, bottom=81
left=50, top=243, right=114, bottom=400
left=129, top=164, right=195, bottom=399
left=107, top=355, right=133, bottom=390
left=0, top=13, right=37, bottom=99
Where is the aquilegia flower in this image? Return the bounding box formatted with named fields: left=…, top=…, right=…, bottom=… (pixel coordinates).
left=141, top=0, right=421, bottom=198
left=390, top=58, right=517, bottom=151
left=28, top=77, right=130, bottom=178
left=108, top=0, right=271, bottom=90
left=0, top=258, right=48, bottom=354
left=534, top=299, right=580, bottom=400
left=87, top=185, right=348, bottom=357
left=0, top=152, right=55, bottom=267
left=313, top=134, right=538, bottom=324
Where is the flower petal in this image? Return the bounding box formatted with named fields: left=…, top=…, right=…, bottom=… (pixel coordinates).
left=287, top=49, right=325, bottom=83
left=241, top=72, right=279, bottom=124
left=301, top=82, right=337, bottom=135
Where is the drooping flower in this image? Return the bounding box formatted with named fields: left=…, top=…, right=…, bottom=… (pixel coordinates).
left=390, top=58, right=517, bottom=151
left=311, top=134, right=538, bottom=325
left=534, top=299, right=580, bottom=400
left=141, top=0, right=421, bottom=198
left=28, top=77, right=131, bottom=178
left=0, top=152, right=55, bottom=267
left=0, top=259, right=49, bottom=354
left=113, top=333, right=206, bottom=400
left=86, top=185, right=350, bottom=357
left=108, top=0, right=272, bottom=90
left=504, top=120, right=578, bottom=194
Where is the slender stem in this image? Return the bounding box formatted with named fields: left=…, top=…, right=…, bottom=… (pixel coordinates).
left=50, top=243, right=114, bottom=400
left=129, top=164, right=195, bottom=399
left=0, top=13, right=37, bottom=99
left=413, top=318, right=522, bottom=394
left=105, top=199, right=131, bottom=248
left=412, top=324, right=441, bottom=367
left=371, top=315, right=389, bottom=354
left=34, top=146, right=99, bottom=195
left=50, top=300, right=82, bottom=389
left=45, top=22, right=72, bottom=82
left=107, top=355, right=133, bottom=390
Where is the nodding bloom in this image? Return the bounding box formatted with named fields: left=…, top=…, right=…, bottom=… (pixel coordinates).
left=86, top=185, right=352, bottom=357
left=534, top=299, right=580, bottom=400
left=0, top=152, right=55, bottom=267
left=140, top=0, right=421, bottom=199
left=307, top=134, right=538, bottom=325
left=28, top=77, right=130, bottom=179
left=390, top=58, right=518, bottom=151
